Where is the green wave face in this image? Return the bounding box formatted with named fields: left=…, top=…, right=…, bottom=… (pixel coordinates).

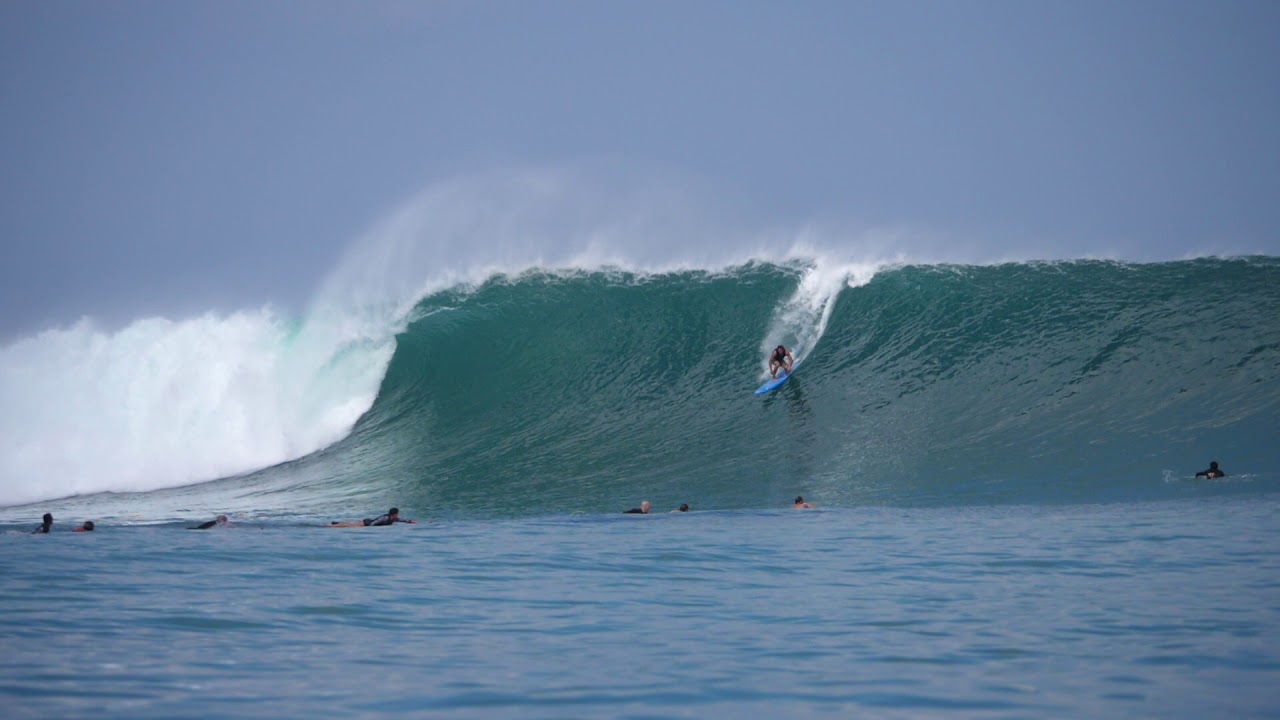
left=284, top=258, right=1280, bottom=516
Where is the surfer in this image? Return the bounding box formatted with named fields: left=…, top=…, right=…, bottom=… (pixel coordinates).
left=330, top=507, right=416, bottom=527
left=1195, top=461, right=1227, bottom=479
left=74, top=521, right=95, bottom=532
left=32, top=513, right=53, bottom=534
left=190, top=515, right=230, bottom=530
left=793, top=496, right=814, bottom=509
left=671, top=504, right=689, bottom=513
left=769, top=345, right=794, bottom=378
left=623, top=501, right=651, bottom=514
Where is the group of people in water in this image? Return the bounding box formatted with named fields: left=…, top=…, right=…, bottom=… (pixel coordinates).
left=621, top=496, right=813, bottom=514
left=623, top=501, right=696, bottom=514
left=22, top=460, right=1229, bottom=533
left=23, top=507, right=419, bottom=534
left=30, top=513, right=94, bottom=533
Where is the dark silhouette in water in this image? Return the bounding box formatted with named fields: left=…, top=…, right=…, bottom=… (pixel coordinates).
left=330, top=508, right=416, bottom=527
left=32, top=513, right=53, bottom=534
left=190, top=515, right=230, bottom=530
left=1195, top=461, right=1226, bottom=479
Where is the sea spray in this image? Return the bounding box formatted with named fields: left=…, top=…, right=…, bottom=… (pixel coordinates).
left=0, top=308, right=394, bottom=507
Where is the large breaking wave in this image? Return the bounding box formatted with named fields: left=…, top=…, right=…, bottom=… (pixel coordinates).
left=2, top=171, right=1277, bottom=518
left=4, top=256, right=1277, bottom=519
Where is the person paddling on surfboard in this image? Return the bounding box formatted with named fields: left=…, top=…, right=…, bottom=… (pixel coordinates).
left=329, top=507, right=417, bottom=527
left=769, top=345, right=794, bottom=378
left=190, top=515, right=230, bottom=530
left=1195, top=461, right=1226, bottom=479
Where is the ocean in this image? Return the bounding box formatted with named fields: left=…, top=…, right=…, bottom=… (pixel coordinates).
left=3, top=257, right=1279, bottom=717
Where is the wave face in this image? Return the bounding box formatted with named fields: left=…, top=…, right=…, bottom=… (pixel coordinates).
left=4, top=257, right=1278, bottom=516
left=251, top=256, right=1280, bottom=516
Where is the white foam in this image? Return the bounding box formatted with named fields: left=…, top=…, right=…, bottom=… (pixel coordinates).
left=0, top=307, right=395, bottom=508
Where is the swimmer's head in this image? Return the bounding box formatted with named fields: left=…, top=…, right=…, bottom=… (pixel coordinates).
left=216, top=515, right=228, bottom=524
left=389, top=508, right=400, bottom=516
left=43, top=513, right=53, bottom=523
left=679, top=504, right=689, bottom=512
left=795, top=496, right=804, bottom=504
left=1209, top=461, right=1219, bottom=469
left=83, top=521, right=94, bottom=531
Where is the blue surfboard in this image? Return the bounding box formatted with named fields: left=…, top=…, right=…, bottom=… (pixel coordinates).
left=754, top=361, right=801, bottom=395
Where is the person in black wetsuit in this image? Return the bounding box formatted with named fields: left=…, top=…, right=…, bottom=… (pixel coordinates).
left=330, top=507, right=416, bottom=527
left=190, top=515, right=229, bottom=530
left=623, top=501, right=651, bottom=514
left=1195, top=461, right=1227, bottom=479
left=32, top=513, right=53, bottom=534
left=769, top=345, right=794, bottom=378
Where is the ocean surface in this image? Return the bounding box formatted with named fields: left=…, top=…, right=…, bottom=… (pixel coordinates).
left=3, top=257, right=1279, bottom=717
left=3, top=499, right=1279, bottom=718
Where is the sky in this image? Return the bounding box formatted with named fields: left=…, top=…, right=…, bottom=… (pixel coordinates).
left=2, top=0, right=1278, bottom=338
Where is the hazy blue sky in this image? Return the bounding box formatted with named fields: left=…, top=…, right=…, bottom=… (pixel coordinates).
left=2, top=0, right=1277, bottom=337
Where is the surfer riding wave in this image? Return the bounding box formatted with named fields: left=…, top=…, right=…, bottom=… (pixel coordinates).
left=769, top=345, right=794, bottom=378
